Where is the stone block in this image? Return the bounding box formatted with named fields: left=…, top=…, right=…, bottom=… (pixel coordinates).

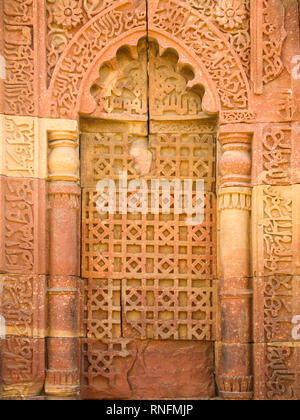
left=81, top=338, right=136, bottom=400
left=254, top=343, right=300, bottom=400
left=252, top=185, right=300, bottom=277
left=128, top=340, right=215, bottom=400
left=0, top=115, right=78, bottom=179
left=0, top=176, right=46, bottom=275
left=81, top=339, right=215, bottom=400
left=252, top=123, right=300, bottom=186
left=0, top=274, right=46, bottom=338
left=0, top=337, right=45, bottom=398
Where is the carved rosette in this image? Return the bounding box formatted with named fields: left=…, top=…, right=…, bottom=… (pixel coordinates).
left=45, top=130, right=81, bottom=397
left=217, top=130, right=253, bottom=400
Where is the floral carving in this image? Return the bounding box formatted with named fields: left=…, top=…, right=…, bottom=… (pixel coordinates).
left=46, top=0, right=88, bottom=84
left=183, top=0, right=250, bottom=78
left=52, top=0, right=83, bottom=29
left=215, top=0, right=247, bottom=30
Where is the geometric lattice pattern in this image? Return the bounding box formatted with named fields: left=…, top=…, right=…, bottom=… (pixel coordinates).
left=150, top=133, right=216, bottom=191
left=84, top=279, right=121, bottom=340
left=123, top=278, right=216, bottom=340
left=82, top=131, right=216, bottom=190
left=82, top=339, right=134, bottom=388
left=82, top=191, right=216, bottom=280
left=82, top=122, right=216, bottom=341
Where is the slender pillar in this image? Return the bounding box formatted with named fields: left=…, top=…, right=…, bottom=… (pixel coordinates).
left=45, top=131, right=81, bottom=397
left=216, top=130, right=253, bottom=400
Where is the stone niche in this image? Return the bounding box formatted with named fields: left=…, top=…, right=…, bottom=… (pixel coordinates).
left=79, top=37, right=218, bottom=399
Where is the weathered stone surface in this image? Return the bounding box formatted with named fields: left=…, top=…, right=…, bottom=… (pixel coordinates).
left=47, top=275, right=81, bottom=338
left=0, top=274, right=46, bottom=338
left=128, top=341, right=215, bottom=399
left=45, top=337, right=80, bottom=397
left=81, top=339, right=215, bottom=400
left=252, top=185, right=300, bottom=277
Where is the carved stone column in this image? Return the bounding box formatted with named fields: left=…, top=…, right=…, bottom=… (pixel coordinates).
left=45, top=131, right=81, bottom=398
left=216, top=130, right=253, bottom=400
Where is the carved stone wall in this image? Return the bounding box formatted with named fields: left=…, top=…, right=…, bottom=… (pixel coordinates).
left=0, top=0, right=300, bottom=400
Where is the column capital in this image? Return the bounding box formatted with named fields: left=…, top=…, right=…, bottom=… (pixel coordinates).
left=48, top=130, right=78, bottom=143
left=48, top=130, right=79, bottom=182
left=219, top=132, right=253, bottom=188
left=219, top=132, right=252, bottom=145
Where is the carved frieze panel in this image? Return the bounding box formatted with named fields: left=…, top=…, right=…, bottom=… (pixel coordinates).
left=1, top=1, right=36, bottom=115
left=46, top=0, right=87, bottom=86
left=220, top=110, right=256, bottom=124
left=0, top=337, right=45, bottom=398
left=252, top=125, right=292, bottom=186
left=255, top=344, right=299, bottom=400
left=252, top=186, right=297, bottom=277
left=252, top=185, right=300, bottom=372
left=250, top=0, right=286, bottom=94
left=0, top=274, right=46, bottom=338
left=183, top=0, right=251, bottom=78
left=45, top=0, right=252, bottom=117
left=3, top=0, right=33, bottom=26
left=253, top=275, right=300, bottom=343
left=149, top=0, right=249, bottom=110
left=252, top=186, right=300, bottom=393
left=261, top=0, right=286, bottom=86
left=252, top=123, right=300, bottom=186
left=48, top=1, right=147, bottom=118
left=0, top=177, right=46, bottom=275
left=0, top=115, right=49, bottom=179
left=46, top=0, right=143, bottom=84
left=47, top=0, right=251, bottom=118
left=87, top=40, right=207, bottom=120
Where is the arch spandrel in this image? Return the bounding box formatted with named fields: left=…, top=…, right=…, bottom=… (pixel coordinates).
left=45, top=0, right=250, bottom=120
